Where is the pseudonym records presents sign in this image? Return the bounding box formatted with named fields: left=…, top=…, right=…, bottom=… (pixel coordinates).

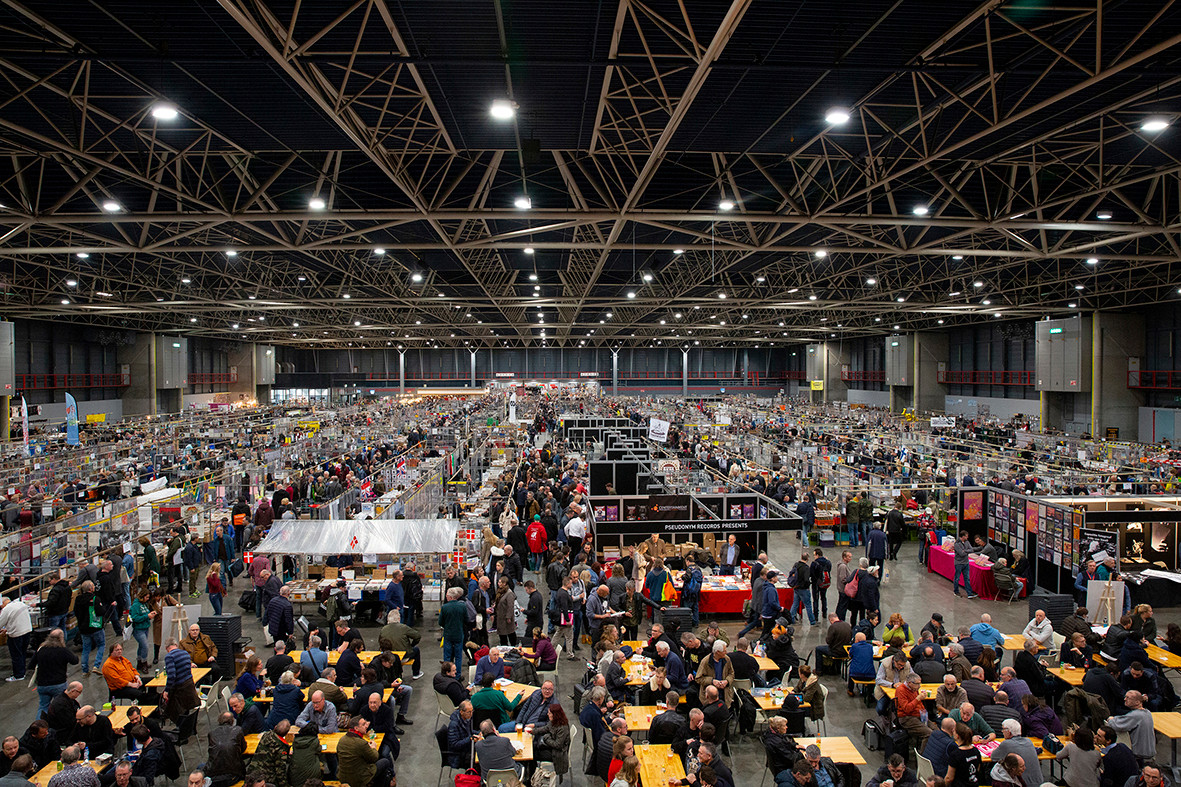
left=595, top=517, right=798, bottom=536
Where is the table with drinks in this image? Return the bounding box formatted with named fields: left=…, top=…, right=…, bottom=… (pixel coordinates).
left=106, top=704, right=158, bottom=731
left=146, top=666, right=211, bottom=689
left=634, top=742, right=686, bottom=786
left=244, top=732, right=384, bottom=755
left=253, top=687, right=395, bottom=703
left=31, top=761, right=107, bottom=787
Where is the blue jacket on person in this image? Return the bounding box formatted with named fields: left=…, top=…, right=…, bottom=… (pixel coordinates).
left=848, top=639, right=876, bottom=679
left=866, top=528, right=888, bottom=560
left=760, top=580, right=781, bottom=619
left=664, top=650, right=689, bottom=691
left=385, top=580, right=404, bottom=613
left=796, top=500, right=815, bottom=528
left=447, top=707, right=474, bottom=769
left=969, top=622, right=1005, bottom=649
left=265, top=682, right=304, bottom=729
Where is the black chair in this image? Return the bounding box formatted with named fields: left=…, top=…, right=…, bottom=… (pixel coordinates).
left=435, top=726, right=457, bottom=787
left=471, top=705, right=499, bottom=731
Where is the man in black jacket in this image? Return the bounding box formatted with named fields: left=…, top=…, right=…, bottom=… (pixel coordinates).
left=18, top=721, right=60, bottom=770
left=45, top=683, right=83, bottom=742
left=1084, top=663, right=1126, bottom=715
left=1058, top=607, right=1102, bottom=649
left=205, top=714, right=246, bottom=787
left=867, top=753, right=921, bottom=787
left=649, top=691, right=688, bottom=745
left=96, top=560, right=123, bottom=636
left=43, top=577, right=72, bottom=630
left=433, top=661, right=470, bottom=708
left=69, top=706, right=116, bottom=757
left=501, top=546, right=524, bottom=587
left=523, top=581, right=544, bottom=646
left=763, top=716, right=800, bottom=777
left=402, top=564, right=424, bottom=628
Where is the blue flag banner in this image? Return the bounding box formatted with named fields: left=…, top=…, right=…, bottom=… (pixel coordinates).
left=65, top=392, right=79, bottom=446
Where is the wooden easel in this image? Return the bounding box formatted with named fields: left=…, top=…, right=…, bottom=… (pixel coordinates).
left=165, top=603, right=189, bottom=644
left=1095, top=579, right=1118, bottom=627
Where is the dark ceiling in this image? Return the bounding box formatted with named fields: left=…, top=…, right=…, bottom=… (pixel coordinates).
left=0, top=0, right=1179, bottom=350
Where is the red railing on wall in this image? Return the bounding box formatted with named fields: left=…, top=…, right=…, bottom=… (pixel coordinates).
left=187, top=372, right=238, bottom=384
left=1128, top=370, right=1181, bottom=389
left=364, top=370, right=801, bottom=385
left=16, top=373, right=131, bottom=391
left=937, top=370, right=1033, bottom=386
left=841, top=370, right=885, bottom=382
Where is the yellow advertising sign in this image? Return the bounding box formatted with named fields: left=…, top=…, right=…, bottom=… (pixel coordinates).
left=85, top=413, right=106, bottom=423
left=296, top=420, right=320, bottom=433
left=810, top=380, right=824, bottom=391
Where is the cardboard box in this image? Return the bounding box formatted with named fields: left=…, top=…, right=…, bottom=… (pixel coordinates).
left=702, top=533, right=716, bottom=552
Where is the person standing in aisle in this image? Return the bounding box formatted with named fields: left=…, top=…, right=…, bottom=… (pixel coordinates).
left=886, top=502, right=906, bottom=561
left=206, top=563, right=225, bottom=616
left=846, top=492, right=862, bottom=547
left=866, top=523, right=888, bottom=577
left=810, top=548, right=832, bottom=621
left=0, top=596, right=33, bottom=681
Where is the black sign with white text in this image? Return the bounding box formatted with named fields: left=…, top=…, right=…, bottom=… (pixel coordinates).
left=594, top=516, right=798, bottom=536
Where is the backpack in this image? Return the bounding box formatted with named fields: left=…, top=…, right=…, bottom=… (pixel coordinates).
left=734, top=687, right=759, bottom=734
left=464, top=598, right=478, bottom=626
left=531, top=763, right=558, bottom=787
left=819, top=570, right=831, bottom=590
left=843, top=570, right=860, bottom=599
left=684, top=568, right=703, bottom=597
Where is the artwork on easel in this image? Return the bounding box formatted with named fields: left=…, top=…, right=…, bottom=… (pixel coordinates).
left=1085, top=580, right=1125, bottom=626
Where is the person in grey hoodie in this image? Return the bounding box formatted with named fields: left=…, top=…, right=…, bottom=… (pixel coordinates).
left=953, top=531, right=978, bottom=598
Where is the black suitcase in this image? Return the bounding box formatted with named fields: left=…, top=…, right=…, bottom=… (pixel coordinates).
left=883, top=728, right=910, bottom=762
left=659, top=606, right=693, bottom=635
left=862, top=718, right=885, bottom=751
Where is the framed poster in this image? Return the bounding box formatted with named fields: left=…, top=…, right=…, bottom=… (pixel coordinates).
left=964, top=491, right=984, bottom=521
left=1025, top=501, right=1039, bottom=533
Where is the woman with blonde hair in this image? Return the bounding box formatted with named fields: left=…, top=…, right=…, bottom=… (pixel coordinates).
left=206, top=561, right=225, bottom=615
left=608, top=755, right=641, bottom=787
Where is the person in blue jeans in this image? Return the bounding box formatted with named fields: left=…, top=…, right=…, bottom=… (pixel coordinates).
left=789, top=553, right=817, bottom=626
left=952, top=531, right=978, bottom=598
left=73, top=580, right=106, bottom=674
left=129, top=590, right=153, bottom=669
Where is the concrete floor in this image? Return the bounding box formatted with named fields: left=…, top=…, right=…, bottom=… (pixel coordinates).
left=0, top=540, right=1142, bottom=785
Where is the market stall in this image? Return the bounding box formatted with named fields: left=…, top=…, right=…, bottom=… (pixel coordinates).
left=926, top=545, right=1028, bottom=600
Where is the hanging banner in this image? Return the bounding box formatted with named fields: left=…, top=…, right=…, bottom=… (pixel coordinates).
left=20, top=396, right=29, bottom=455
left=65, top=392, right=79, bottom=446
left=647, top=417, right=670, bottom=442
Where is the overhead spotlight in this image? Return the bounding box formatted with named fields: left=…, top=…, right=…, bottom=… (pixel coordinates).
left=354, top=320, right=361, bottom=326
left=66, top=279, right=77, bottom=287
left=937, top=319, right=944, bottom=324
left=948, top=290, right=962, bottom=296
left=626, top=291, right=636, bottom=299
left=231, top=323, right=239, bottom=329
left=297, top=276, right=306, bottom=282
left=896, top=296, right=905, bottom=303
left=606, top=312, right=612, bottom=318
left=660, top=320, right=666, bottom=325
left=308, top=196, right=326, bottom=210
left=674, top=313, right=682, bottom=318
left=994, top=312, right=1002, bottom=317
left=912, top=205, right=930, bottom=216
left=60, top=299, right=70, bottom=305
left=524, top=247, right=534, bottom=255
left=874, top=317, right=881, bottom=322
left=717, top=292, right=726, bottom=299
left=756, top=275, right=765, bottom=282
left=1074, top=284, right=1084, bottom=290
left=514, top=195, right=532, bottom=210
left=248, top=295, right=257, bottom=300
left=292, top=322, right=299, bottom=327
left=531, top=292, right=539, bottom=297
left=150, top=102, right=179, bottom=120
left=1096, top=209, right=1112, bottom=220
left=101, top=200, right=121, bottom=213
left=1086, top=258, right=1098, bottom=265
left=952, top=255, right=963, bottom=260
left=825, top=106, right=851, bottom=125
left=76, top=252, right=89, bottom=259
left=673, top=248, right=684, bottom=255
left=1141, top=117, right=1170, bottom=133
left=374, top=248, right=385, bottom=255
left=808, top=294, right=818, bottom=301
left=866, top=278, right=876, bottom=285
left=181, top=277, right=191, bottom=284
left=189, top=317, right=197, bottom=323
left=814, top=250, right=827, bottom=258
left=973, top=281, right=985, bottom=288
left=411, top=272, right=423, bottom=282
left=718, top=199, right=735, bottom=211
left=982, top=299, right=991, bottom=305
left=1069, top=302, right=1078, bottom=308
left=342, top=293, right=351, bottom=299
left=489, top=99, right=517, bottom=120
left=893, top=324, right=900, bottom=330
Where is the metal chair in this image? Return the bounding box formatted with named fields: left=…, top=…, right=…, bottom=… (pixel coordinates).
left=811, top=683, right=829, bottom=735
left=467, top=664, right=477, bottom=686
left=436, top=690, right=457, bottom=730
left=731, top=678, right=753, bottom=693
left=994, top=571, right=1022, bottom=604
left=485, top=767, right=522, bottom=787
left=916, top=752, right=935, bottom=781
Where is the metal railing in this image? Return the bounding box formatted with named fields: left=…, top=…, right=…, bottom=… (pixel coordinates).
left=1127, top=370, right=1181, bottom=389
left=188, top=371, right=238, bottom=384
left=16, top=373, right=131, bottom=391
left=840, top=370, right=886, bottom=382
left=937, top=370, right=1034, bottom=386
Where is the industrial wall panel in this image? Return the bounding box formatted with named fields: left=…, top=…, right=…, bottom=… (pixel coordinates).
left=884, top=334, right=913, bottom=386
left=1035, top=317, right=1091, bottom=392
left=155, top=336, right=187, bottom=389
left=256, top=345, right=276, bottom=384
left=0, top=322, right=13, bottom=394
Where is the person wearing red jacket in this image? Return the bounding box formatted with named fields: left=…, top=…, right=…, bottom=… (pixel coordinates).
left=526, top=516, right=548, bottom=571
left=895, top=673, right=932, bottom=752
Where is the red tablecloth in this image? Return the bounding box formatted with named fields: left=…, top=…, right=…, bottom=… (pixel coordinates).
left=926, top=545, right=1027, bottom=599
left=651, top=586, right=794, bottom=615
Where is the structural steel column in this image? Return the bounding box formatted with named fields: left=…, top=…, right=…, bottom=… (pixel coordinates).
left=398, top=351, right=405, bottom=395
left=470, top=350, right=477, bottom=388
left=682, top=350, right=689, bottom=397
left=612, top=351, right=619, bottom=396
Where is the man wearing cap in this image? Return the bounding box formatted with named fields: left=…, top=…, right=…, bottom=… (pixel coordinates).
left=922, top=612, right=949, bottom=645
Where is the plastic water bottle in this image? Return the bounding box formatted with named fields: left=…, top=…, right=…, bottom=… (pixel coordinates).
left=83, top=745, right=89, bottom=763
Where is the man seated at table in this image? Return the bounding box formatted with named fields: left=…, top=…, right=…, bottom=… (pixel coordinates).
left=179, top=624, right=221, bottom=684
left=471, top=673, right=521, bottom=728
left=118, top=707, right=163, bottom=756
left=295, top=690, right=339, bottom=733
left=1022, top=610, right=1054, bottom=651
left=0, top=737, right=28, bottom=777
left=814, top=613, right=852, bottom=676
left=949, top=702, right=994, bottom=742
left=299, top=635, right=329, bottom=682
left=895, top=674, right=932, bottom=751
left=1060, top=632, right=1094, bottom=670
left=922, top=612, right=950, bottom=645
left=3, top=754, right=37, bottom=787
left=473, top=647, right=505, bottom=685
left=922, top=718, right=958, bottom=777
left=446, top=701, right=476, bottom=769
left=503, top=680, right=555, bottom=732
left=473, top=720, right=520, bottom=782
left=264, top=642, right=294, bottom=685
left=98, top=760, right=145, bottom=787
left=992, top=719, right=1041, bottom=787
left=18, top=720, right=60, bottom=770
left=650, top=691, right=688, bottom=745
left=981, top=691, right=1021, bottom=731
left=874, top=653, right=914, bottom=717
left=205, top=713, right=246, bottom=787
left=604, top=651, right=630, bottom=703
left=970, top=614, right=1006, bottom=651
left=578, top=686, right=610, bottom=749
left=730, top=637, right=764, bottom=687
left=337, top=716, right=394, bottom=787
left=1058, top=607, right=1102, bottom=650
left=333, top=618, right=363, bottom=653
left=641, top=624, right=676, bottom=660
left=762, top=716, right=799, bottom=780
left=1104, top=690, right=1156, bottom=766
left=69, top=706, right=116, bottom=757
left=433, top=661, right=471, bottom=709
left=228, top=693, right=265, bottom=735
left=913, top=644, right=947, bottom=684
left=866, top=753, right=921, bottom=787
left=47, top=746, right=99, bottom=787
left=998, top=667, right=1031, bottom=708
left=934, top=675, right=967, bottom=720
left=129, top=725, right=167, bottom=786
left=308, top=666, right=350, bottom=712
left=655, top=641, right=689, bottom=692
left=101, top=643, right=145, bottom=703
left=358, top=693, right=400, bottom=762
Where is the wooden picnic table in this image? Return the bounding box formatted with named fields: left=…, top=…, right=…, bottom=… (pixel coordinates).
left=105, top=704, right=157, bottom=732
left=244, top=732, right=384, bottom=756
left=31, top=762, right=107, bottom=787
left=146, top=666, right=211, bottom=689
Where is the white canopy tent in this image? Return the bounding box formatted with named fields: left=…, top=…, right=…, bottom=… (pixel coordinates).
left=252, top=518, right=460, bottom=555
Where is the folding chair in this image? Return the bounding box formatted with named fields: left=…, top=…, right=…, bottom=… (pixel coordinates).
left=436, top=690, right=457, bottom=730
left=537, top=644, right=562, bottom=689
left=485, top=767, right=522, bottom=787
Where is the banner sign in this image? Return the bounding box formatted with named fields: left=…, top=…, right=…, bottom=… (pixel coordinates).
left=594, top=516, right=799, bottom=536
left=646, top=494, right=691, bottom=521
left=85, top=413, right=106, bottom=423
left=931, top=416, right=956, bottom=428
left=65, top=392, right=79, bottom=445
left=810, top=380, right=824, bottom=391
left=647, top=417, right=670, bottom=442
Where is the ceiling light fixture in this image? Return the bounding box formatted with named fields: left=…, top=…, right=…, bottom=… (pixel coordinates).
left=60, top=299, right=70, bottom=305
left=866, top=277, right=876, bottom=285
left=896, top=296, right=905, bottom=303
left=524, top=247, right=534, bottom=255
left=912, top=205, right=930, bottom=216
left=1069, top=302, right=1078, bottom=308
left=101, top=200, right=121, bottom=213
left=982, top=299, right=992, bottom=305
left=1086, top=258, right=1098, bottom=265
left=626, top=291, right=636, bottom=299
left=643, top=273, right=654, bottom=283
left=150, top=102, right=179, bottom=120
left=411, top=272, right=423, bottom=282
left=489, top=99, right=517, bottom=120
left=949, top=290, right=961, bottom=296
left=673, top=248, right=684, bottom=255
left=952, top=255, right=963, bottom=260
left=189, top=317, right=197, bottom=323
left=181, top=277, right=191, bottom=284
left=825, top=106, right=851, bottom=125
left=718, top=199, right=735, bottom=211
left=1074, top=284, right=1084, bottom=290
left=76, top=252, right=89, bottom=259
left=1141, top=117, right=1170, bottom=133
left=308, top=196, right=326, bottom=210
left=814, top=250, right=827, bottom=259
left=514, top=195, right=532, bottom=210
left=756, top=275, right=765, bottom=283
left=973, top=281, right=985, bottom=288
left=373, top=248, right=385, bottom=255
left=717, top=292, right=726, bottom=299
left=66, top=279, right=77, bottom=287
left=1096, top=209, right=1112, bottom=220
left=342, top=293, right=351, bottom=299
left=893, top=324, right=900, bottom=330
